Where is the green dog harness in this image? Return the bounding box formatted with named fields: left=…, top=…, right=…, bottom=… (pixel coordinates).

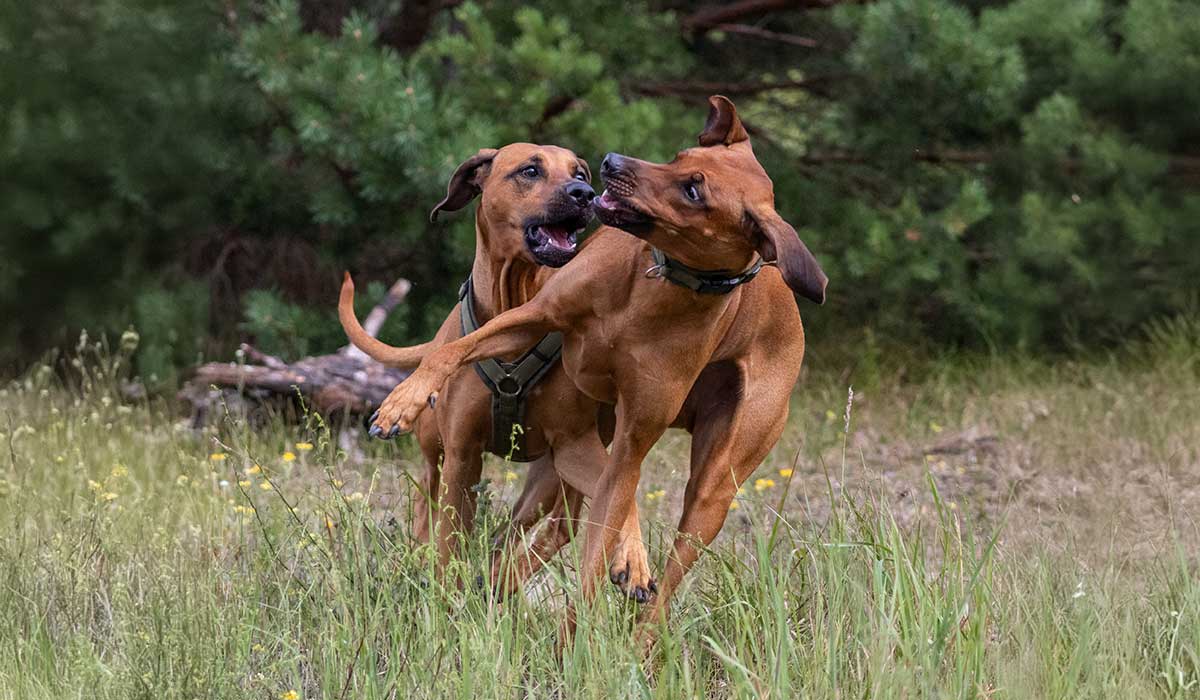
left=458, top=277, right=563, bottom=461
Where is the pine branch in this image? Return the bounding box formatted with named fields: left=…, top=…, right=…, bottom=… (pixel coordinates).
left=633, top=75, right=842, bottom=98
left=708, top=23, right=819, bottom=48
left=801, top=148, right=1200, bottom=179
left=378, top=0, right=466, bottom=53
left=683, top=0, right=857, bottom=32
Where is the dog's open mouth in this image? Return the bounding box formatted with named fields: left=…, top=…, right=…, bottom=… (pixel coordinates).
left=524, top=215, right=587, bottom=268
left=592, top=190, right=653, bottom=236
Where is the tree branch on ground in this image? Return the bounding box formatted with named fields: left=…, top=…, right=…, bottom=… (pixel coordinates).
left=180, top=280, right=413, bottom=422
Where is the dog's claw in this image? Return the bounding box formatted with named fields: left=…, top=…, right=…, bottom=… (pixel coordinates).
left=427, top=394, right=437, bottom=410
left=648, top=580, right=658, bottom=594
left=368, top=425, right=383, bottom=438
left=633, top=587, right=649, bottom=604
left=388, top=426, right=401, bottom=438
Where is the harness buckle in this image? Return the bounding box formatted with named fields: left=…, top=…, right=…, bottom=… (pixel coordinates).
left=644, top=263, right=665, bottom=279
left=496, top=375, right=521, bottom=397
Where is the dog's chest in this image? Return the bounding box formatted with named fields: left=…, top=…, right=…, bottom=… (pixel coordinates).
left=559, top=317, right=623, bottom=404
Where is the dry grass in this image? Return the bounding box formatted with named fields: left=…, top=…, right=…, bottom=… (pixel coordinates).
left=0, top=321, right=1198, bottom=698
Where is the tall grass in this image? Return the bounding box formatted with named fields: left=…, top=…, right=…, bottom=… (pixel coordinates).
left=0, top=331, right=1197, bottom=698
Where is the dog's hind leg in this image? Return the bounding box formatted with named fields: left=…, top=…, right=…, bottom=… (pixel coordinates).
left=637, top=360, right=793, bottom=640
left=488, top=455, right=568, bottom=594
left=490, top=479, right=583, bottom=598
left=488, top=428, right=608, bottom=597
left=500, top=454, right=564, bottom=544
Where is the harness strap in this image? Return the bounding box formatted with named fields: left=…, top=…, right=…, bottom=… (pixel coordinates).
left=648, top=247, right=765, bottom=295
left=459, top=277, right=562, bottom=461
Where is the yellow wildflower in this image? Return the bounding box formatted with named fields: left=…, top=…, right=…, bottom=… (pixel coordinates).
left=645, top=488, right=666, bottom=503
left=259, top=482, right=273, bottom=491
left=282, top=452, right=296, bottom=462
left=929, top=421, right=944, bottom=434
left=295, top=442, right=314, bottom=451
left=210, top=453, right=227, bottom=462
left=332, top=479, right=344, bottom=489
left=238, top=480, right=251, bottom=488
left=251, top=643, right=265, bottom=653
left=87, top=479, right=102, bottom=492
left=100, top=492, right=118, bottom=502
left=736, top=487, right=746, bottom=496
left=347, top=492, right=364, bottom=502
left=247, top=465, right=262, bottom=475
left=728, top=501, right=740, bottom=511
left=778, top=468, right=794, bottom=478
left=325, top=517, right=335, bottom=530
left=754, top=478, right=775, bottom=492
left=281, top=691, right=300, bottom=700
left=504, top=470, right=518, bottom=482
left=111, top=464, right=128, bottom=478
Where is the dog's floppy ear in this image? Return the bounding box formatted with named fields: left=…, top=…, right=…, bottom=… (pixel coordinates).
left=750, top=208, right=827, bottom=305
left=575, top=157, right=592, bottom=183
left=430, top=148, right=498, bottom=222
left=697, top=95, right=750, bottom=147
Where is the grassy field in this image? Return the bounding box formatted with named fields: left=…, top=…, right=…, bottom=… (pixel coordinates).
left=1, top=323, right=1198, bottom=699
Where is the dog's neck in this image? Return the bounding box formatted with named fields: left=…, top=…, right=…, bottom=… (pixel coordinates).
left=469, top=211, right=544, bottom=324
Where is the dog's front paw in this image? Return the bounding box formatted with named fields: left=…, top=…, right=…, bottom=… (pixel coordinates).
left=368, top=370, right=441, bottom=439
left=609, top=535, right=656, bottom=604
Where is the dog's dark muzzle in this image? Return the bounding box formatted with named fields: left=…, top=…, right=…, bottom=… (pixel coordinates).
left=523, top=185, right=594, bottom=268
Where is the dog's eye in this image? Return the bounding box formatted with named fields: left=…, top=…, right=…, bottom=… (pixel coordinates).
left=574, top=172, right=588, bottom=182
left=683, top=183, right=702, bottom=202
left=521, top=166, right=540, bottom=178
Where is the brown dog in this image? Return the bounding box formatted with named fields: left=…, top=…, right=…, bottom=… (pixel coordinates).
left=339, top=143, right=656, bottom=600
left=366, top=96, right=827, bottom=635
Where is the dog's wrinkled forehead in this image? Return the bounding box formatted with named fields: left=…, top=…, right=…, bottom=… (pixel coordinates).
left=672, top=145, right=772, bottom=204
left=486, top=143, right=590, bottom=187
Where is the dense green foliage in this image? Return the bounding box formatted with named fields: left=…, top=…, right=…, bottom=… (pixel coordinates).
left=2, top=0, right=1198, bottom=375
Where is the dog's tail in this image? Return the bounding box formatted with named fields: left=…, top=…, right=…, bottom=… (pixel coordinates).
left=339, top=272, right=437, bottom=369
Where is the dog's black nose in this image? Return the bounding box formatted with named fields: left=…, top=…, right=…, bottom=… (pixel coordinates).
left=564, top=180, right=595, bottom=206
left=600, top=153, right=627, bottom=178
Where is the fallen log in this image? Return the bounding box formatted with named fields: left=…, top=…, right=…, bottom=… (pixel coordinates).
left=178, top=280, right=412, bottom=425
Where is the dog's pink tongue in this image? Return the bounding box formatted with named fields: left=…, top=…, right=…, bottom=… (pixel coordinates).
left=541, top=225, right=574, bottom=250
left=596, top=191, right=618, bottom=210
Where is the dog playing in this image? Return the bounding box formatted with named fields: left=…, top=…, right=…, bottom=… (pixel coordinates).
left=339, top=143, right=657, bottom=601
left=363, top=96, right=827, bottom=638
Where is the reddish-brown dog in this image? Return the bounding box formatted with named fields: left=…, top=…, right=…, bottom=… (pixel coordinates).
left=339, top=143, right=656, bottom=600
left=366, top=96, right=827, bottom=636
